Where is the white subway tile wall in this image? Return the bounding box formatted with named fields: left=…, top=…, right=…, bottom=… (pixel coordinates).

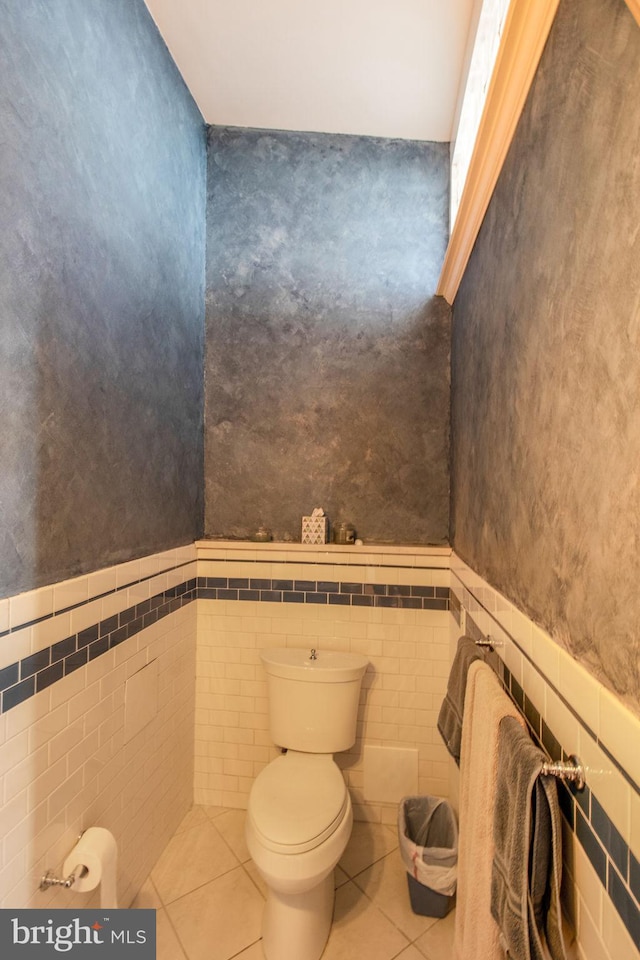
left=0, top=546, right=197, bottom=911
left=194, top=542, right=453, bottom=823
left=450, top=554, right=640, bottom=960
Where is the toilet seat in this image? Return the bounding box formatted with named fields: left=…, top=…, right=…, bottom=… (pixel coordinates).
left=249, top=754, right=348, bottom=854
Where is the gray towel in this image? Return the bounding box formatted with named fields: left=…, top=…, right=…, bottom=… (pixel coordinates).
left=437, top=636, right=482, bottom=765
left=491, top=716, right=568, bottom=960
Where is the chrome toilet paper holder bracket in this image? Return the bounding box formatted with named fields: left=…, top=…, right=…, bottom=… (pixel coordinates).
left=40, top=830, right=88, bottom=892
left=39, top=863, right=88, bottom=891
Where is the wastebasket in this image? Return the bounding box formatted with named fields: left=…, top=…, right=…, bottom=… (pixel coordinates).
left=398, top=795, right=458, bottom=918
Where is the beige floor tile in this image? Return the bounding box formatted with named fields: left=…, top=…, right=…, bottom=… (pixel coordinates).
left=339, top=821, right=398, bottom=878
left=167, top=866, right=264, bottom=960
left=156, top=908, right=187, bottom=960
left=151, top=822, right=239, bottom=904
left=213, top=808, right=251, bottom=862
left=232, top=942, right=265, bottom=959
left=202, top=804, right=230, bottom=821
left=414, top=907, right=456, bottom=959
left=321, top=881, right=410, bottom=960
left=150, top=806, right=457, bottom=960
left=242, top=859, right=267, bottom=899
left=393, top=947, right=428, bottom=960
left=131, top=877, right=163, bottom=910
left=176, top=806, right=209, bottom=834
left=352, top=852, right=440, bottom=942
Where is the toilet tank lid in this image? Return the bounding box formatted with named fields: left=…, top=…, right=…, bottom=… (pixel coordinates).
left=260, top=647, right=368, bottom=682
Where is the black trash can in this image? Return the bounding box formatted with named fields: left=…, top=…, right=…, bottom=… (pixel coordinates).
left=398, top=796, right=458, bottom=918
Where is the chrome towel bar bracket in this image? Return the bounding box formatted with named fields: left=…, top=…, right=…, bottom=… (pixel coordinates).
left=474, top=635, right=503, bottom=648
left=541, top=754, right=585, bottom=791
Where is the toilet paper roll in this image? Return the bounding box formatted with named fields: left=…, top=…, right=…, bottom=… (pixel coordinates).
left=62, top=827, right=118, bottom=909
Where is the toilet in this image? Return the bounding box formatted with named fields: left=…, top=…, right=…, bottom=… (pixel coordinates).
left=245, top=647, right=368, bottom=960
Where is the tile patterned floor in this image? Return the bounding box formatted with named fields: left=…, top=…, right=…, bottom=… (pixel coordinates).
left=134, top=806, right=456, bottom=960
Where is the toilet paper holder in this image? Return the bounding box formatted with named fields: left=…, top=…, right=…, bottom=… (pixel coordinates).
left=40, top=863, right=88, bottom=891
left=40, top=829, right=89, bottom=892
left=40, top=824, right=118, bottom=908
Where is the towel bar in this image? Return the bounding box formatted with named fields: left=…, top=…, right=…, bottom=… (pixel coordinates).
left=541, top=754, right=585, bottom=790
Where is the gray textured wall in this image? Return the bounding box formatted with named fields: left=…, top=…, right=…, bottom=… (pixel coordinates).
left=451, top=0, right=640, bottom=706
left=205, top=128, right=451, bottom=544
left=0, top=0, right=206, bottom=597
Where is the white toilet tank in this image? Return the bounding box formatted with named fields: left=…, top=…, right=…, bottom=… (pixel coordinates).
left=260, top=648, right=368, bottom=753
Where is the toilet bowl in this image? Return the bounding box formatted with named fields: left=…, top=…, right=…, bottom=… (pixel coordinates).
left=245, top=648, right=368, bottom=960
left=246, top=752, right=353, bottom=960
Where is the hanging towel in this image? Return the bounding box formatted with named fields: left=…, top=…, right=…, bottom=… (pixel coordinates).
left=455, top=661, right=526, bottom=960
left=491, top=716, right=568, bottom=960
left=437, top=635, right=482, bottom=764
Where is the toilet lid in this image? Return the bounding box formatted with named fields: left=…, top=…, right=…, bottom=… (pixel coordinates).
left=249, top=754, right=348, bottom=851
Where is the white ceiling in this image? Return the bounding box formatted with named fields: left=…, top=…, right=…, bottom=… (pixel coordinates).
left=144, top=0, right=477, bottom=142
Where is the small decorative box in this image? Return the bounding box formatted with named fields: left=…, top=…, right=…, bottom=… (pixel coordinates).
left=301, top=509, right=329, bottom=545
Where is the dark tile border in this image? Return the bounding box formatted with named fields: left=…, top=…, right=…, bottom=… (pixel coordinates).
left=1, top=555, right=451, bottom=638
left=196, top=576, right=450, bottom=610
left=0, top=581, right=196, bottom=716
left=0, top=560, right=197, bottom=639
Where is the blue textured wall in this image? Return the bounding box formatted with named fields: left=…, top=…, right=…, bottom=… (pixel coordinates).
left=205, top=127, right=451, bottom=544
left=451, top=0, right=640, bottom=707
left=0, top=0, right=206, bottom=597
